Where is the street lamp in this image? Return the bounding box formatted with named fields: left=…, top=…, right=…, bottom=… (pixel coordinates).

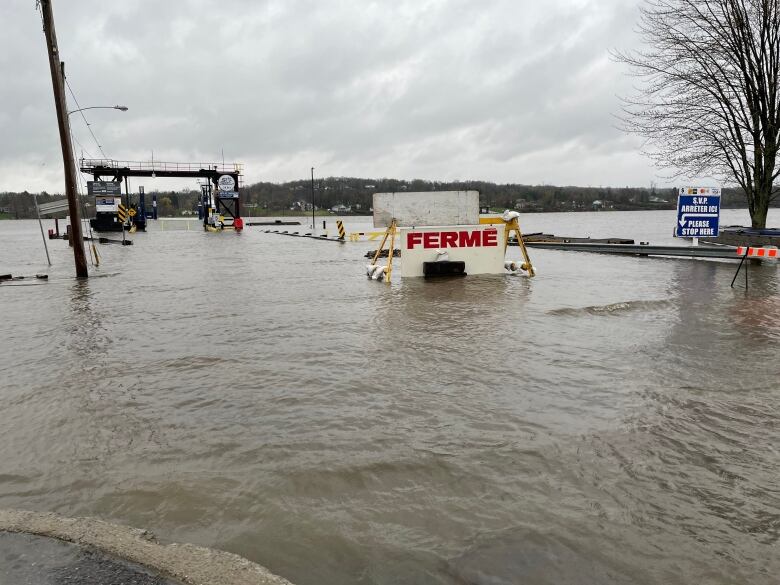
left=68, top=105, right=128, bottom=115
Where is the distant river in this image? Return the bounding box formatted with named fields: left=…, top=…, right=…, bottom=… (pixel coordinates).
left=1, top=209, right=779, bottom=585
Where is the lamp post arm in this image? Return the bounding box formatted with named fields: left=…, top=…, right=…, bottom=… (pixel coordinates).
left=68, top=105, right=128, bottom=115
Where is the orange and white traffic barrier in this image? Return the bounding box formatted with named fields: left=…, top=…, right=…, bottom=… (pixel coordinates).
left=736, top=246, right=779, bottom=259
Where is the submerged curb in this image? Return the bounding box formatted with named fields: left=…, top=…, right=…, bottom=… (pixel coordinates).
left=0, top=509, right=294, bottom=585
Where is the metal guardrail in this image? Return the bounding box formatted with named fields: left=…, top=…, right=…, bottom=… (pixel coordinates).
left=80, top=159, right=244, bottom=175
left=524, top=241, right=743, bottom=259
left=37, top=199, right=70, bottom=215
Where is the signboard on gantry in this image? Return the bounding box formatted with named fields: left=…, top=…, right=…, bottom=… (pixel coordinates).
left=87, top=181, right=121, bottom=196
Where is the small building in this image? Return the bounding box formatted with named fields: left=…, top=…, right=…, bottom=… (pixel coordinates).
left=331, top=204, right=351, bottom=213
left=292, top=201, right=317, bottom=211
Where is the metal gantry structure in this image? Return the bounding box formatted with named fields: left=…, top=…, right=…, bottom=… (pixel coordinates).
left=79, top=159, right=244, bottom=228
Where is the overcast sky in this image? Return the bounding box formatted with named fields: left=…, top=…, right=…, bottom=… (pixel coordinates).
left=1, top=0, right=660, bottom=193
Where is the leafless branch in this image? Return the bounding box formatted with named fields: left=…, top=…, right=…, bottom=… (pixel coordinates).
left=615, top=0, right=780, bottom=227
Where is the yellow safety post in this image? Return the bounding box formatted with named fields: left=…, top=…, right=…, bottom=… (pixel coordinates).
left=481, top=215, right=536, bottom=277
left=370, top=219, right=397, bottom=282
left=346, top=231, right=390, bottom=241
left=505, top=218, right=535, bottom=277
left=337, top=220, right=346, bottom=240
left=117, top=204, right=128, bottom=224
left=371, top=223, right=390, bottom=264
left=386, top=221, right=397, bottom=283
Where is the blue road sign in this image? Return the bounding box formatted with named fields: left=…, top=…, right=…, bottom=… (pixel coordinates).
left=675, top=187, right=721, bottom=238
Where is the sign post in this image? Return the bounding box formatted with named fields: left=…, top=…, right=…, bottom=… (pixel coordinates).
left=675, top=187, right=721, bottom=245
left=118, top=203, right=128, bottom=245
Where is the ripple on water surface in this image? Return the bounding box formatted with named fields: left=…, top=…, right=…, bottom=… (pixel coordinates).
left=1, top=212, right=779, bottom=585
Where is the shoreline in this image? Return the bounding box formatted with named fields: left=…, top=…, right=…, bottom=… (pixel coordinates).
left=0, top=509, right=294, bottom=585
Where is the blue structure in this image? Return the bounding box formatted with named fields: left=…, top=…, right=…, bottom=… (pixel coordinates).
left=134, top=186, right=148, bottom=231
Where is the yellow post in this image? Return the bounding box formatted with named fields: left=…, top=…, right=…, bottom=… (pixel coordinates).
left=508, top=218, right=535, bottom=277
left=385, top=220, right=397, bottom=283
left=502, top=220, right=512, bottom=251
left=371, top=225, right=392, bottom=265
left=485, top=215, right=535, bottom=277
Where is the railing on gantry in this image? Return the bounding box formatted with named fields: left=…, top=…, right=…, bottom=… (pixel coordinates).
left=80, top=158, right=244, bottom=176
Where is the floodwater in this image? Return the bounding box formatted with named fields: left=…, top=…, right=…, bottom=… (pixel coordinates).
left=1, top=209, right=779, bottom=585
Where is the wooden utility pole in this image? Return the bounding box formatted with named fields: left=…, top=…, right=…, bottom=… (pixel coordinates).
left=39, top=0, right=88, bottom=277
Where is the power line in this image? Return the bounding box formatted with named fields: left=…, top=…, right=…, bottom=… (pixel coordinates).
left=68, top=124, right=98, bottom=266
left=65, top=77, right=108, bottom=159
left=71, top=134, right=95, bottom=160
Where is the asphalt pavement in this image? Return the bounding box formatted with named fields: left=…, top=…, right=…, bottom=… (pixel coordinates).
left=0, top=531, right=181, bottom=585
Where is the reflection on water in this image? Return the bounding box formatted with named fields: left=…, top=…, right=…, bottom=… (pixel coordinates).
left=1, top=212, right=779, bottom=585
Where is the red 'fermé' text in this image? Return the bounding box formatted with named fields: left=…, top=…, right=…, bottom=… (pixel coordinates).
left=406, top=230, right=498, bottom=249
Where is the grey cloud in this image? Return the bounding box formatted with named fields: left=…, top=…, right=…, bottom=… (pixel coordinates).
left=0, top=0, right=656, bottom=192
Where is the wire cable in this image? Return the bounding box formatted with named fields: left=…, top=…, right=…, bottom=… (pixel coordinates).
left=65, top=78, right=108, bottom=159
left=71, top=134, right=96, bottom=160
left=66, top=107, right=99, bottom=266
left=69, top=127, right=96, bottom=266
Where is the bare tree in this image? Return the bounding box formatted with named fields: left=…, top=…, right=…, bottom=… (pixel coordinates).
left=617, top=0, right=780, bottom=228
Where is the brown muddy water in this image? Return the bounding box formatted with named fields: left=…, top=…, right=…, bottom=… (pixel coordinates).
left=1, top=210, right=779, bottom=585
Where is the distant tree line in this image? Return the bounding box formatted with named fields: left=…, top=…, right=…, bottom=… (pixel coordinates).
left=222, top=178, right=769, bottom=213
left=1, top=178, right=775, bottom=219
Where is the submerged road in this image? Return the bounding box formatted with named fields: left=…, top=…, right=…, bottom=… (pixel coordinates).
left=2, top=209, right=779, bottom=585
